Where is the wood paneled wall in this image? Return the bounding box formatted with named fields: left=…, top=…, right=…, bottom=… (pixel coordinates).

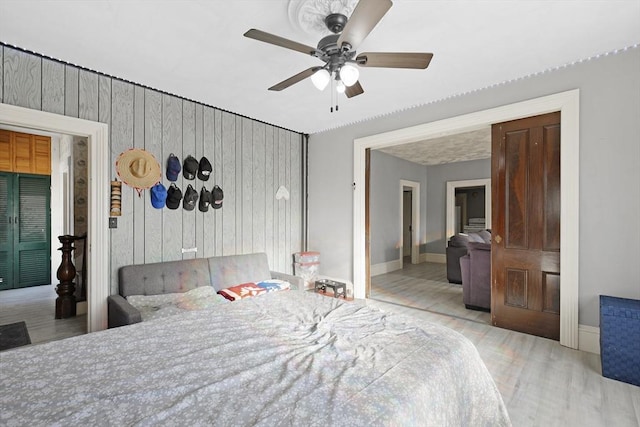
left=1, top=45, right=303, bottom=294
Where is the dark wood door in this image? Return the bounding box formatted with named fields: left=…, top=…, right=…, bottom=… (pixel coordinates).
left=491, top=112, right=561, bottom=340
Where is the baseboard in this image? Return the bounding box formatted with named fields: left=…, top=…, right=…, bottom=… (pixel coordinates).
left=370, top=259, right=403, bottom=276
left=421, top=253, right=446, bottom=264
left=76, top=301, right=88, bottom=316
left=578, top=324, right=600, bottom=354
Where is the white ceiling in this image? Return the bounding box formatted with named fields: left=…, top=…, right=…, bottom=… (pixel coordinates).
left=1, top=0, right=639, bottom=142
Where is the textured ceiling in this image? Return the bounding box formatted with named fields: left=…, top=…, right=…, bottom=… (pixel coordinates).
left=0, top=0, right=639, bottom=138
left=378, top=128, right=491, bottom=165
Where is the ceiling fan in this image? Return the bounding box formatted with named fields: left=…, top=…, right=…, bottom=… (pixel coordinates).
left=244, top=0, right=433, bottom=101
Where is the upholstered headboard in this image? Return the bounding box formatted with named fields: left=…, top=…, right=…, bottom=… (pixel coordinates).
left=118, top=258, right=212, bottom=297
left=207, top=253, right=272, bottom=290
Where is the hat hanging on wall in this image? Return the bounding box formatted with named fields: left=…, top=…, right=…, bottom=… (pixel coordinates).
left=198, top=156, right=212, bottom=181
left=116, top=149, right=161, bottom=196
left=166, top=183, right=182, bottom=210
left=183, top=155, right=199, bottom=180
left=212, top=185, right=224, bottom=209
left=150, top=183, right=167, bottom=209
left=166, top=153, right=181, bottom=182
left=183, top=184, right=199, bottom=211
left=110, top=180, right=122, bottom=216
left=199, top=186, right=211, bottom=212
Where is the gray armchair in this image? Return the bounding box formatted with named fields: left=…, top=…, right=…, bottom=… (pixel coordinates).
left=460, top=241, right=492, bottom=311
left=446, top=234, right=469, bottom=284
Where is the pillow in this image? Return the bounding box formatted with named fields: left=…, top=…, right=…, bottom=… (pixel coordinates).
left=177, top=286, right=229, bottom=310
left=477, top=229, right=492, bottom=243
left=467, top=232, right=485, bottom=243
left=127, top=293, right=185, bottom=322
left=217, top=280, right=290, bottom=301
left=255, top=279, right=291, bottom=292
left=218, top=282, right=266, bottom=301
left=449, top=234, right=469, bottom=247
left=140, top=305, right=184, bottom=322
left=127, top=292, right=183, bottom=309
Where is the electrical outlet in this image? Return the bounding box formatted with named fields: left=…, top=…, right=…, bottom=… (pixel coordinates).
left=109, top=217, right=118, bottom=228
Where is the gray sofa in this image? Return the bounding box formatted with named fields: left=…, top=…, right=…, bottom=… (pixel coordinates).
left=446, top=230, right=491, bottom=284
left=460, top=242, right=492, bottom=311
left=107, top=252, right=303, bottom=328
left=446, top=235, right=469, bottom=284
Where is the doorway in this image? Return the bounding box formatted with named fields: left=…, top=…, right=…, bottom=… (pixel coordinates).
left=354, top=90, right=580, bottom=349
left=0, top=103, right=110, bottom=332
left=400, top=180, right=419, bottom=265
left=446, top=179, right=491, bottom=239
left=402, top=190, right=411, bottom=259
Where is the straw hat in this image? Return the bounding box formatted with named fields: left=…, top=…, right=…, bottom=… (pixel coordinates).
left=116, top=149, right=161, bottom=192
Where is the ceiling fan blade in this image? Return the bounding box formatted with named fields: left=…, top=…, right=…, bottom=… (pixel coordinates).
left=244, top=29, right=316, bottom=56
left=337, top=0, right=393, bottom=50
left=345, top=81, right=364, bottom=98
left=356, top=52, right=433, bottom=69
left=268, top=67, right=320, bottom=91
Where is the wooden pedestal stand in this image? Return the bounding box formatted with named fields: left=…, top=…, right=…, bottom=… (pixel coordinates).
left=55, top=235, right=77, bottom=319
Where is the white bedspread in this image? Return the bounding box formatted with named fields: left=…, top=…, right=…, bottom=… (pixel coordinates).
left=0, top=291, right=510, bottom=426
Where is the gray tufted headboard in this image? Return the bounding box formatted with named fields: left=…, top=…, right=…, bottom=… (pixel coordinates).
left=118, top=258, right=212, bottom=297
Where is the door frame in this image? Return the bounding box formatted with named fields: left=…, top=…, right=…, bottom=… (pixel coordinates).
left=0, top=103, right=110, bottom=332
left=399, top=180, right=420, bottom=265
left=353, top=89, right=580, bottom=349
left=446, top=179, right=491, bottom=239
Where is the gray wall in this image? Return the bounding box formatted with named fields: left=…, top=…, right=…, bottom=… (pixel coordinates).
left=1, top=45, right=303, bottom=294
left=370, top=150, right=427, bottom=264
left=425, top=159, right=490, bottom=254
left=308, top=46, right=640, bottom=327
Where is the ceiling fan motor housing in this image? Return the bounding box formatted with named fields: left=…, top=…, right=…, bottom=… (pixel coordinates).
left=317, top=33, right=356, bottom=73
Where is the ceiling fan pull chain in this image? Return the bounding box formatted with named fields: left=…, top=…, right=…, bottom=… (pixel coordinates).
left=330, top=78, right=334, bottom=113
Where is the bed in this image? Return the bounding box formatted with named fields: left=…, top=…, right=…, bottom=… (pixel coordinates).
left=0, top=291, right=510, bottom=426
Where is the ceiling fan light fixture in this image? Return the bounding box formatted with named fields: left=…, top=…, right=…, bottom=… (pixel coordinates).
left=311, top=69, right=330, bottom=91
left=335, top=79, right=346, bottom=94
left=339, top=63, right=359, bottom=87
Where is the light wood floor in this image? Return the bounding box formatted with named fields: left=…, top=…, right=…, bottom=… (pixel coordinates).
left=0, top=284, right=86, bottom=346
left=370, top=261, right=640, bottom=427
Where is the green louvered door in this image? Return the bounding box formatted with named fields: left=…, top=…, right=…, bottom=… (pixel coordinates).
left=0, top=172, right=51, bottom=290
left=0, top=173, right=13, bottom=290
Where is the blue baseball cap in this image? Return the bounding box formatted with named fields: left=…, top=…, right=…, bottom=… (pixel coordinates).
left=150, top=183, right=167, bottom=208
left=166, top=153, right=181, bottom=181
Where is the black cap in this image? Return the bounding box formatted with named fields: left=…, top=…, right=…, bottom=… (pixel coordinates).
left=212, top=185, right=224, bottom=209
left=183, top=155, right=198, bottom=180
left=166, top=183, right=182, bottom=210
left=199, top=186, right=211, bottom=212
left=183, top=184, right=198, bottom=211
left=198, top=156, right=212, bottom=181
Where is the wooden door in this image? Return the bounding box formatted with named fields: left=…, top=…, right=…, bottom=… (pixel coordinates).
left=0, top=172, right=51, bottom=290
left=491, top=112, right=561, bottom=340
left=403, top=190, right=412, bottom=257
left=0, top=173, right=14, bottom=290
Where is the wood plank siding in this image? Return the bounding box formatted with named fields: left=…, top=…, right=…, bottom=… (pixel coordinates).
left=1, top=45, right=304, bottom=294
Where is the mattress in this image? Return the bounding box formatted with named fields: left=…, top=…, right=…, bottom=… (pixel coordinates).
left=0, top=291, right=510, bottom=426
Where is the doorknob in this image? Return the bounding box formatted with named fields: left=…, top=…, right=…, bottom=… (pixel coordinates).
left=495, top=235, right=502, bottom=244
